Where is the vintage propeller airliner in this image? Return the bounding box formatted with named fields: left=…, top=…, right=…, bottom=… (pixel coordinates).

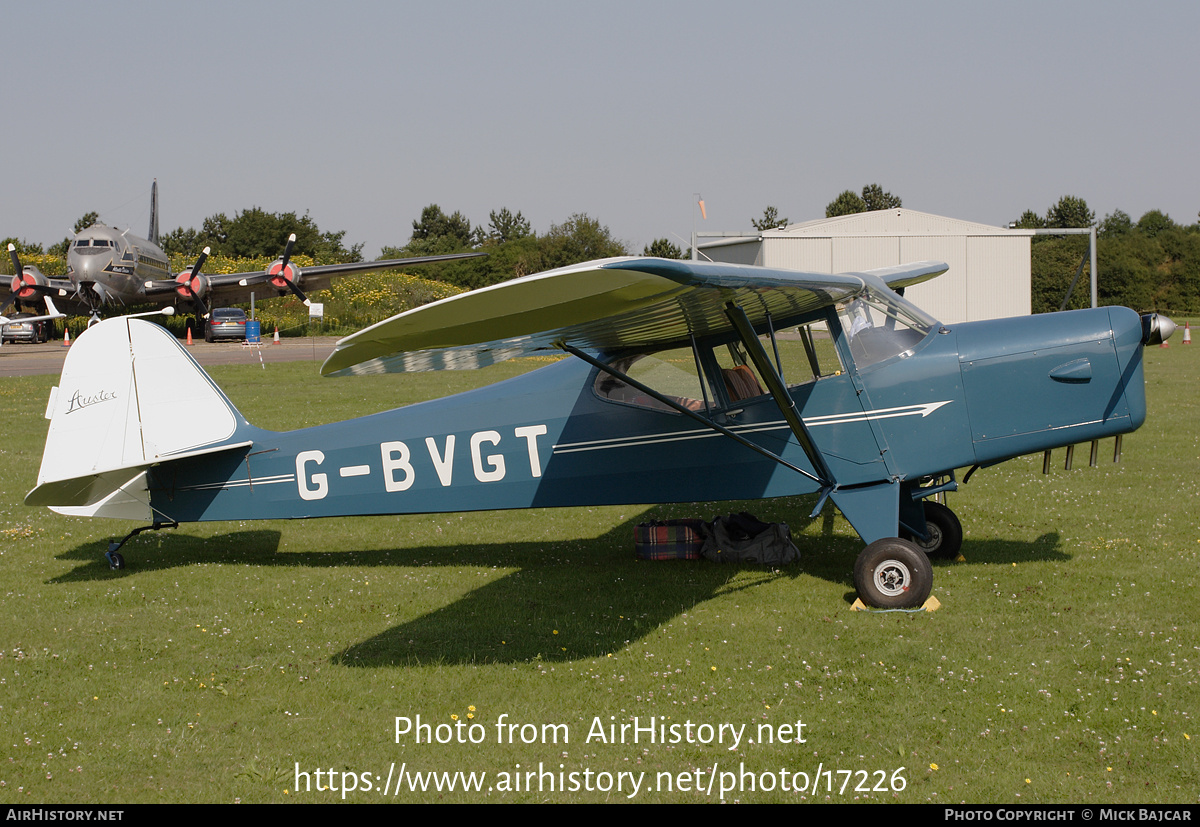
left=3, top=182, right=483, bottom=320
left=24, top=257, right=1173, bottom=608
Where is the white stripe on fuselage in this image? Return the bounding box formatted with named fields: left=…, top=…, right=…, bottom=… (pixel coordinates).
left=552, top=401, right=952, bottom=455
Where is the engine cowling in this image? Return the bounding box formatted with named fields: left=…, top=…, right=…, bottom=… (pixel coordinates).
left=11, top=267, right=49, bottom=298
left=174, top=270, right=211, bottom=301
left=266, top=258, right=302, bottom=292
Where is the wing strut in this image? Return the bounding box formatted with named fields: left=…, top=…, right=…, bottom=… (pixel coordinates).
left=723, top=302, right=836, bottom=486
left=558, top=342, right=824, bottom=485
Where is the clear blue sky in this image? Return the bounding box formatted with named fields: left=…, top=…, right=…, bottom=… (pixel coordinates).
left=3, top=0, right=1197, bottom=259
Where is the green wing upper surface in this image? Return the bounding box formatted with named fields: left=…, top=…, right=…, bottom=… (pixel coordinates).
left=321, top=257, right=947, bottom=376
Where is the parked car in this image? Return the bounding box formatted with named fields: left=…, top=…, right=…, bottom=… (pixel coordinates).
left=204, top=307, right=248, bottom=342
left=1, top=312, right=52, bottom=344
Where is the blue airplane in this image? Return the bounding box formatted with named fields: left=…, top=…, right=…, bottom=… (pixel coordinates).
left=24, top=257, right=1174, bottom=608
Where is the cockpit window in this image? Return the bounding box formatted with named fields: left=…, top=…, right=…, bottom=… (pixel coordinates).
left=836, top=287, right=937, bottom=369
left=595, top=348, right=708, bottom=413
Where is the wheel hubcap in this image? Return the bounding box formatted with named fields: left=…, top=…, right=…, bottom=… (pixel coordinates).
left=915, top=523, right=942, bottom=552
left=873, top=560, right=911, bottom=597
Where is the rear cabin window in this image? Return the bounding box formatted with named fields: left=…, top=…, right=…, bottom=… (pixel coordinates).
left=595, top=348, right=707, bottom=412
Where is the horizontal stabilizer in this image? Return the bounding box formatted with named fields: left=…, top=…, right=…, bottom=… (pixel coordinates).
left=26, top=440, right=253, bottom=509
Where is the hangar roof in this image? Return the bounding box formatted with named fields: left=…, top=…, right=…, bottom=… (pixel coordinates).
left=763, top=208, right=1028, bottom=238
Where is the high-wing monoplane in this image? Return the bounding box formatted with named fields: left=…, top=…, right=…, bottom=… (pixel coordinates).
left=24, top=257, right=1174, bottom=607
left=2, top=182, right=483, bottom=320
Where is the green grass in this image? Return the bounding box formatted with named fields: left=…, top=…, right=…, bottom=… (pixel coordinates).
left=0, top=345, right=1196, bottom=803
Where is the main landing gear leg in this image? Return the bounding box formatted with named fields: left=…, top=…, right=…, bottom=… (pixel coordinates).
left=105, top=522, right=179, bottom=570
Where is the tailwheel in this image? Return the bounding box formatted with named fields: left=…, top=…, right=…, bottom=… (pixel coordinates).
left=102, top=521, right=179, bottom=570
left=854, top=538, right=933, bottom=609
left=902, top=500, right=963, bottom=559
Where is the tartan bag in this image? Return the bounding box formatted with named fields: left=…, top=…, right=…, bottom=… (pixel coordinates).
left=633, top=519, right=707, bottom=560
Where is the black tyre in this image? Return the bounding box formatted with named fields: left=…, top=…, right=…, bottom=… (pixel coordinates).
left=902, top=501, right=963, bottom=559
left=853, top=538, right=933, bottom=609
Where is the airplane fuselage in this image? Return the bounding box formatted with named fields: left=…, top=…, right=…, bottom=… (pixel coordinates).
left=67, top=224, right=170, bottom=306
left=140, top=305, right=1147, bottom=536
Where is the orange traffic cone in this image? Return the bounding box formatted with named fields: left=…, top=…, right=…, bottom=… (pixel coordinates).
left=62, top=327, right=70, bottom=347
left=186, top=327, right=193, bottom=346
left=273, top=326, right=280, bottom=344
left=1183, top=323, right=1192, bottom=345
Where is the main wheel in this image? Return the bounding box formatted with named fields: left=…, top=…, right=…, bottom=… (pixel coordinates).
left=853, top=538, right=933, bottom=609
left=902, top=501, right=963, bottom=559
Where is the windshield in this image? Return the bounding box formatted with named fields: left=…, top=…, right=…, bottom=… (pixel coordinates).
left=836, top=286, right=938, bottom=369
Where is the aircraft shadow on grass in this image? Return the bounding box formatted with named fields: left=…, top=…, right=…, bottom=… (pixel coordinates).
left=50, top=508, right=1066, bottom=667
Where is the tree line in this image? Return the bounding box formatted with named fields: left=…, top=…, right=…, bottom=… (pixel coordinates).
left=1010, top=196, right=1200, bottom=314
left=5, top=186, right=1198, bottom=315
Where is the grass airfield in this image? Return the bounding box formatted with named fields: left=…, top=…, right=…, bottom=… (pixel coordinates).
left=0, top=340, right=1196, bottom=804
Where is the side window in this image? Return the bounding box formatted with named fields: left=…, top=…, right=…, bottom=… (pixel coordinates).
left=786, top=323, right=843, bottom=384
left=714, top=326, right=843, bottom=397
left=595, top=321, right=851, bottom=414
left=595, top=348, right=708, bottom=413
left=712, top=342, right=767, bottom=402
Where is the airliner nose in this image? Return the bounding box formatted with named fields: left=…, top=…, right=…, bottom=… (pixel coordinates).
left=1141, top=313, right=1175, bottom=345
left=69, top=251, right=113, bottom=279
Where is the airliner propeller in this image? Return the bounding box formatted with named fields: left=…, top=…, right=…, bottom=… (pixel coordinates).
left=239, top=233, right=312, bottom=305
left=174, top=247, right=212, bottom=319
left=4, top=244, right=59, bottom=315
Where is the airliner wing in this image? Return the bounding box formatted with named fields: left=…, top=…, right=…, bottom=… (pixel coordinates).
left=141, top=251, right=486, bottom=307
left=321, top=258, right=948, bottom=376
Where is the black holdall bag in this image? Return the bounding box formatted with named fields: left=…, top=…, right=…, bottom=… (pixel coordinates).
left=700, top=512, right=800, bottom=566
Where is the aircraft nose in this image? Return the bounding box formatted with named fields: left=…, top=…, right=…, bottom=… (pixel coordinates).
left=73, top=253, right=110, bottom=279
left=1141, top=313, right=1176, bottom=346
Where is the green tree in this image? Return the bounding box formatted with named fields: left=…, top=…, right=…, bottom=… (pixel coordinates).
left=1045, top=195, right=1094, bottom=229
left=160, top=226, right=201, bottom=257
left=1, top=237, right=44, bottom=256
left=483, top=208, right=531, bottom=244
left=46, top=211, right=101, bottom=256
left=540, top=213, right=627, bottom=269
left=165, top=208, right=362, bottom=263
left=1013, top=209, right=1045, bottom=230
left=825, top=189, right=867, bottom=217
left=751, top=206, right=789, bottom=230
left=861, top=183, right=902, bottom=211
left=1135, top=209, right=1175, bottom=238
left=403, top=204, right=474, bottom=256
left=643, top=238, right=683, bottom=258
left=73, top=212, right=100, bottom=234
left=1098, top=209, right=1133, bottom=237
left=825, top=184, right=901, bottom=217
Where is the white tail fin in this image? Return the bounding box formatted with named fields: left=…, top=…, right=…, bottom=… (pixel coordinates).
left=26, top=318, right=251, bottom=514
